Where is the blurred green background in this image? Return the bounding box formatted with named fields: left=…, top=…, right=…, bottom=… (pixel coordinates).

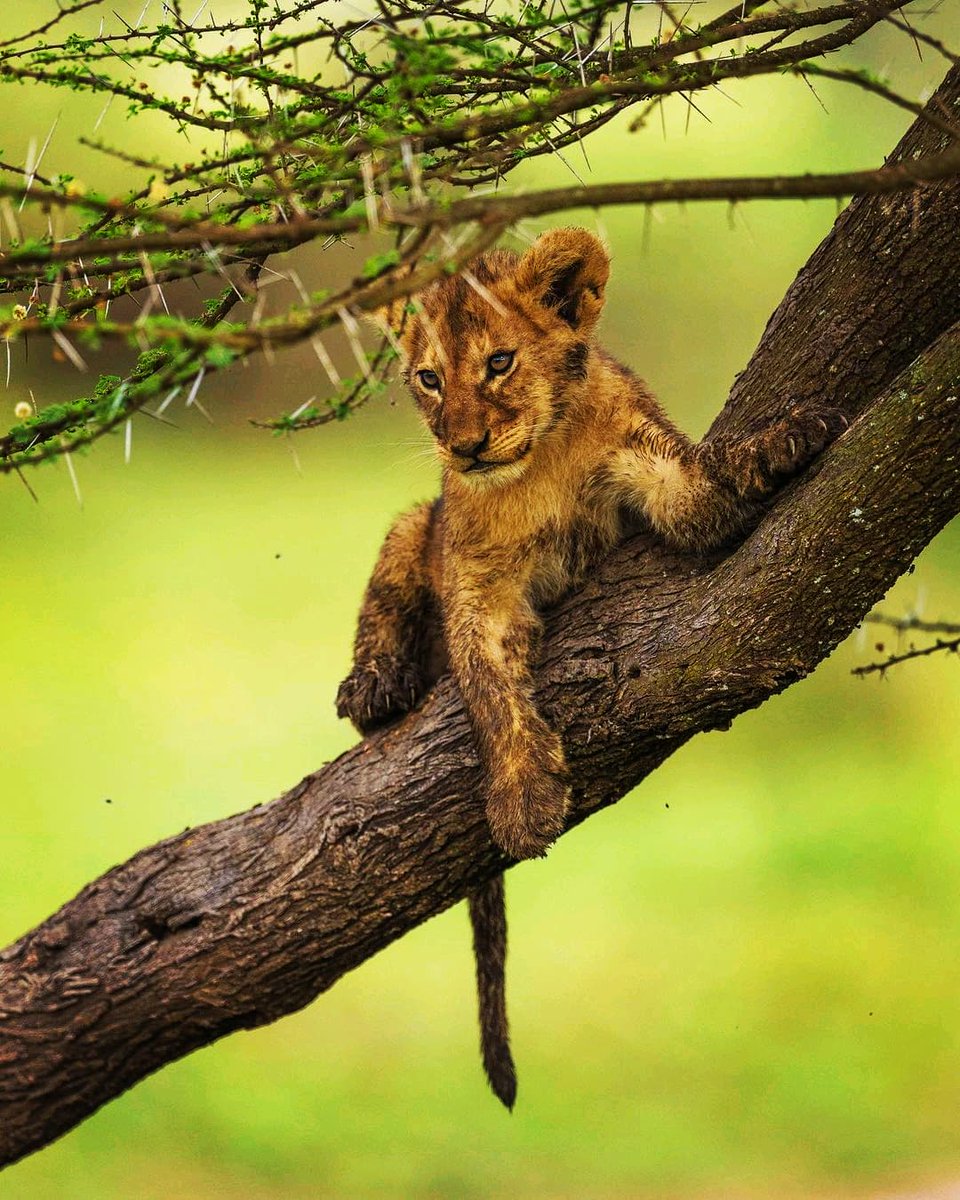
left=3, top=4, right=960, bottom=1198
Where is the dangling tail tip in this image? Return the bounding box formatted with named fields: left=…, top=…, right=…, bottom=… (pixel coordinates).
left=488, top=1064, right=517, bottom=1111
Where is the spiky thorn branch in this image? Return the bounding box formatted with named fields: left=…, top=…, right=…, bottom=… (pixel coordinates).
left=0, top=0, right=957, bottom=472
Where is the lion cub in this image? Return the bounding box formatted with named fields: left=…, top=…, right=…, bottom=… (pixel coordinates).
left=337, top=227, right=843, bottom=1105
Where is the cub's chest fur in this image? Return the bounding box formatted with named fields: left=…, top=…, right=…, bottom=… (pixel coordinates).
left=443, top=420, right=624, bottom=606
left=336, top=226, right=845, bottom=1111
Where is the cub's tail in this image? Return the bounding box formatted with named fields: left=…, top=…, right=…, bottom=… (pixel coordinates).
left=468, top=873, right=516, bottom=1110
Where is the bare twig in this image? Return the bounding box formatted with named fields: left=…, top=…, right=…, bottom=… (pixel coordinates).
left=853, top=611, right=960, bottom=675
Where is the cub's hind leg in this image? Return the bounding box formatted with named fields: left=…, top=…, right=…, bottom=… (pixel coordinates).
left=336, top=500, right=438, bottom=732
left=610, top=406, right=846, bottom=552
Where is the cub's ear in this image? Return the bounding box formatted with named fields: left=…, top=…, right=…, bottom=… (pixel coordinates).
left=514, top=227, right=609, bottom=332
left=367, top=297, right=405, bottom=334
left=366, top=297, right=413, bottom=357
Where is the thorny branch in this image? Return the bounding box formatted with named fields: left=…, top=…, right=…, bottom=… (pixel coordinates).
left=0, top=0, right=956, bottom=471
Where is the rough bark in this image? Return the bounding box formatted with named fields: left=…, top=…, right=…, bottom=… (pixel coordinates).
left=2, top=66, right=960, bottom=1171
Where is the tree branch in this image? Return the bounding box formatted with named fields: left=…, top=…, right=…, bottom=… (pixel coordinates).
left=5, top=146, right=960, bottom=272
left=2, top=61, right=960, bottom=1182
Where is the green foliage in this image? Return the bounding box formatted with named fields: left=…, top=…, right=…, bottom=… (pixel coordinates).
left=0, top=0, right=951, bottom=474
left=361, top=249, right=402, bottom=279
left=130, top=349, right=169, bottom=380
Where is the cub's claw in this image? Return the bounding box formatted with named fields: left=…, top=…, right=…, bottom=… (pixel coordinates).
left=779, top=404, right=848, bottom=467
left=335, top=655, right=426, bottom=733
left=748, top=404, right=847, bottom=491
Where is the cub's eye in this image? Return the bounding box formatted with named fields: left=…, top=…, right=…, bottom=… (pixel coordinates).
left=488, top=350, right=515, bottom=375
left=417, top=369, right=441, bottom=391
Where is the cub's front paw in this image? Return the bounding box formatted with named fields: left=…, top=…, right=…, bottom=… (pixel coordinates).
left=484, top=729, right=571, bottom=860
left=335, top=655, right=426, bottom=733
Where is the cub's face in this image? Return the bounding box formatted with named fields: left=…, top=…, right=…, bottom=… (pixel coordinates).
left=384, top=229, right=609, bottom=486
left=405, top=292, right=568, bottom=486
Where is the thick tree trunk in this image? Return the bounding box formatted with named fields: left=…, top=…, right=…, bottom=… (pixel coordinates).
left=2, top=66, right=960, bottom=1171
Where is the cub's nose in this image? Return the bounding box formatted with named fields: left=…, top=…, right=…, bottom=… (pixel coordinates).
left=450, top=430, right=491, bottom=459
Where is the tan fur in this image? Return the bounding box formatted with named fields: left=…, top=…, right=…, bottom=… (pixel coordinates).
left=336, top=227, right=845, bottom=1107
left=339, top=227, right=844, bottom=854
